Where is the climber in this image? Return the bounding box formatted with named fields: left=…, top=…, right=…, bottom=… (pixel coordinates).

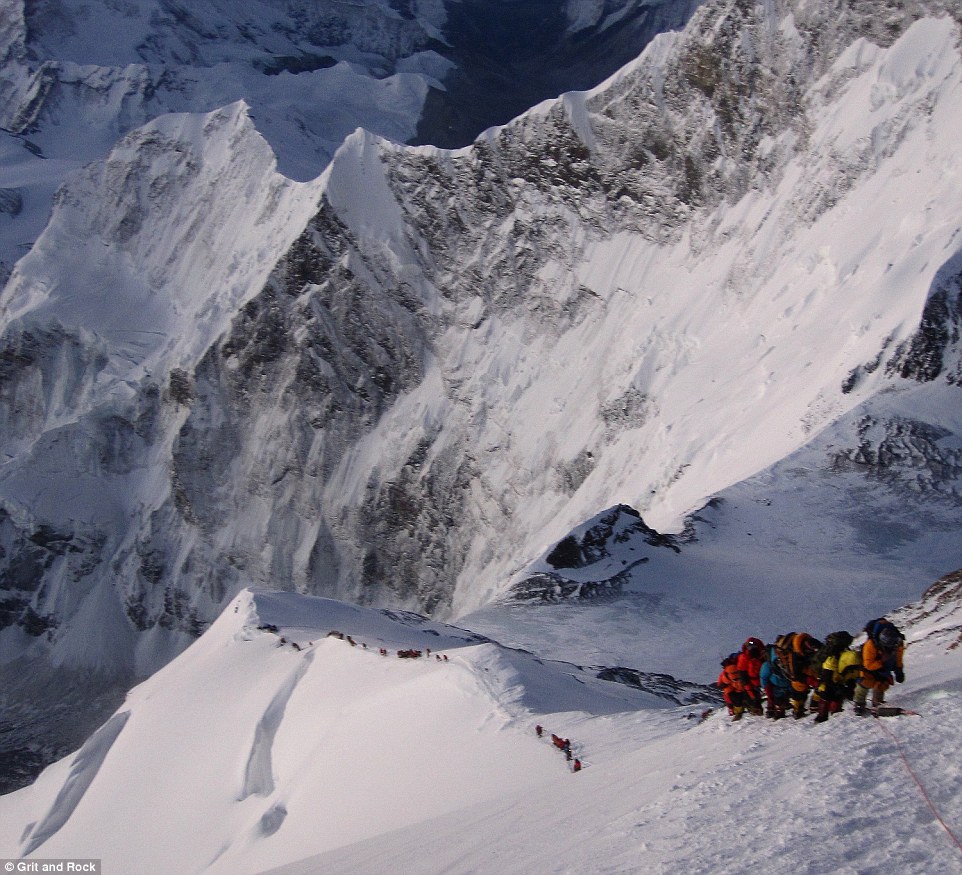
left=718, top=652, right=748, bottom=720
left=735, top=637, right=766, bottom=716
left=812, top=630, right=855, bottom=723
left=854, top=618, right=905, bottom=716
left=837, top=640, right=862, bottom=701
left=759, top=642, right=792, bottom=719
left=774, top=632, right=822, bottom=719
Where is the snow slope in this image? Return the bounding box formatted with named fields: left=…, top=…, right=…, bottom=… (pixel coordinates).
left=463, top=386, right=962, bottom=684
left=2, top=102, right=326, bottom=401
left=1, top=582, right=959, bottom=874
left=0, top=589, right=674, bottom=873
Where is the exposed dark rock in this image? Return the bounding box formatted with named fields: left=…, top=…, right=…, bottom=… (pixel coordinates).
left=831, top=416, right=962, bottom=500
left=595, top=666, right=724, bottom=706
left=0, top=188, right=23, bottom=216
left=546, top=505, right=679, bottom=572
left=253, top=54, right=337, bottom=76
left=168, top=368, right=194, bottom=406
left=546, top=536, right=581, bottom=570
left=506, top=570, right=641, bottom=604
left=886, top=253, right=962, bottom=384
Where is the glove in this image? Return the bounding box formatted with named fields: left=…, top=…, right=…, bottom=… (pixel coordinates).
left=894, top=667, right=905, bottom=683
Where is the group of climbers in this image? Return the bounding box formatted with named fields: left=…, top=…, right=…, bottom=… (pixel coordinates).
left=534, top=725, right=583, bottom=772
left=717, top=618, right=905, bottom=722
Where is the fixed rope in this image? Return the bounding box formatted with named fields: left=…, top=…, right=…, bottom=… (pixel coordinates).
left=873, top=716, right=962, bottom=858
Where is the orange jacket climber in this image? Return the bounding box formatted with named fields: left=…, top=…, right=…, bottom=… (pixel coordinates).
left=860, top=630, right=904, bottom=691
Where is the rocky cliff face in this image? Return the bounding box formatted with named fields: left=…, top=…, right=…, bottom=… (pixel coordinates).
left=1, top=0, right=961, bottom=789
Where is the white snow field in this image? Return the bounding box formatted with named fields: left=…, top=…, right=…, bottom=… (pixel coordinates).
left=0, top=585, right=959, bottom=874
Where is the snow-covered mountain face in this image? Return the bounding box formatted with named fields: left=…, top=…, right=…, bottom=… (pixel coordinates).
left=1, top=0, right=961, bottom=790
left=0, top=0, right=695, bottom=279
left=1, top=0, right=450, bottom=173
left=112, top=0, right=961, bottom=626
left=0, top=589, right=715, bottom=872
left=0, top=0, right=445, bottom=285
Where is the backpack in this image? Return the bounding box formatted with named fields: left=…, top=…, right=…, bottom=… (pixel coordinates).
left=774, top=633, right=795, bottom=673
left=764, top=645, right=790, bottom=683
left=774, top=632, right=794, bottom=653
left=721, top=652, right=739, bottom=668
left=818, top=630, right=854, bottom=664
left=864, top=618, right=903, bottom=649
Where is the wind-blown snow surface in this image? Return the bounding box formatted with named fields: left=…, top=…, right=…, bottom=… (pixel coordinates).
left=0, top=584, right=959, bottom=874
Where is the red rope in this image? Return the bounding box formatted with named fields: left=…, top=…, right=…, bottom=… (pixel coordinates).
left=874, top=717, right=962, bottom=857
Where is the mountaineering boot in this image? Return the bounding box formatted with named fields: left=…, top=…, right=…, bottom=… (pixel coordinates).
left=853, top=683, right=870, bottom=716
left=813, top=699, right=830, bottom=724
left=731, top=706, right=744, bottom=722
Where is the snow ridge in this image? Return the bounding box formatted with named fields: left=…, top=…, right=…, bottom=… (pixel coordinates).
left=0, top=588, right=676, bottom=873
left=1, top=583, right=959, bottom=874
